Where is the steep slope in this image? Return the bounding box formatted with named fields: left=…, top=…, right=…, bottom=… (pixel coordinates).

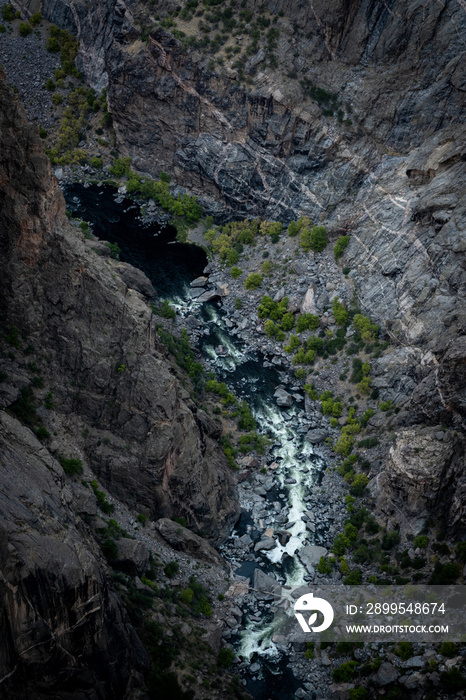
left=0, top=70, right=238, bottom=695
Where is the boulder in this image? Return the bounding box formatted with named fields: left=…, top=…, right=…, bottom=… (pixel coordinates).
left=114, top=262, right=156, bottom=298
left=114, top=539, right=150, bottom=576
left=274, top=386, right=293, bottom=407
left=254, top=538, right=276, bottom=552
left=374, top=662, right=399, bottom=686
left=300, top=284, right=318, bottom=314
left=190, top=276, right=208, bottom=287
left=298, top=546, right=328, bottom=571
left=155, top=518, right=225, bottom=566
left=305, top=429, right=328, bottom=444
left=253, top=569, right=279, bottom=600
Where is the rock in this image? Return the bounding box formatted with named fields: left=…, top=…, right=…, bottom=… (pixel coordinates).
left=195, top=289, right=221, bottom=303
left=274, top=386, right=294, bottom=407
left=114, top=538, right=150, bottom=576
left=253, top=569, right=279, bottom=600
left=155, top=519, right=225, bottom=566
left=404, top=656, right=424, bottom=668
left=190, top=276, right=208, bottom=287
left=305, top=429, right=328, bottom=444
left=201, top=622, right=223, bottom=651
left=114, top=261, right=156, bottom=298
left=216, top=282, right=230, bottom=296
left=298, top=546, right=328, bottom=570
left=254, top=538, right=276, bottom=552
left=301, top=284, right=318, bottom=314
left=374, top=662, right=399, bottom=686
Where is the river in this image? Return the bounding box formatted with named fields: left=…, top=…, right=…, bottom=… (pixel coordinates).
left=64, top=185, right=328, bottom=699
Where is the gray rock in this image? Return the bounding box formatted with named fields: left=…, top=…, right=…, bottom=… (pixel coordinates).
left=254, top=538, right=276, bottom=552
left=375, top=662, right=399, bottom=686
left=305, top=429, right=328, bottom=444
left=253, top=569, right=279, bottom=600
left=274, top=386, right=294, bottom=407
left=190, top=276, right=208, bottom=287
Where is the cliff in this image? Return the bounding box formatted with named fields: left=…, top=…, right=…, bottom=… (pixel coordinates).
left=0, top=71, right=238, bottom=696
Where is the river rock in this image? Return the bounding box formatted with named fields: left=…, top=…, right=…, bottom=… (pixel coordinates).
left=305, top=429, right=328, bottom=444
left=195, top=289, right=221, bottom=303
left=298, top=546, right=328, bottom=570
left=274, top=386, right=293, bottom=407
left=253, top=569, right=279, bottom=600
left=190, top=276, right=208, bottom=287
left=254, top=538, right=276, bottom=552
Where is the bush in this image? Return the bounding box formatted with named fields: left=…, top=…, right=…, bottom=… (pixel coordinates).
left=101, top=538, right=118, bottom=560
left=350, top=473, right=369, bottom=496
left=455, top=541, right=466, bottom=561
left=296, top=313, right=319, bottom=333
left=429, top=562, right=461, bottom=584
left=413, top=534, right=428, bottom=549
left=332, top=661, right=358, bottom=682
left=335, top=434, right=354, bottom=457
left=349, top=689, right=369, bottom=700
left=439, top=642, right=458, bottom=658
left=332, top=297, right=348, bottom=325
left=310, top=225, right=327, bottom=252
left=344, top=569, right=362, bottom=585
left=317, top=556, right=333, bottom=574
left=353, top=314, right=378, bottom=342
left=160, top=299, right=176, bottom=319
left=231, top=265, right=242, bottom=278
left=104, top=241, right=121, bottom=259
left=382, top=530, right=400, bottom=550
left=217, top=647, right=235, bottom=668
left=1, top=4, right=15, bottom=21
left=59, top=456, right=83, bottom=476
left=46, top=37, right=60, bottom=52
left=51, top=93, right=63, bottom=105
left=164, top=561, right=180, bottom=578
left=30, top=12, right=42, bottom=26
left=439, top=668, right=466, bottom=694
left=357, top=437, right=379, bottom=449
left=244, top=273, right=262, bottom=290
left=395, top=641, right=414, bottom=660
left=19, top=22, right=32, bottom=37
left=90, top=156, right=103, bottom=169
left=91, top=479, right=114, bottom=514
left=334, top=235, right=350, bottom=260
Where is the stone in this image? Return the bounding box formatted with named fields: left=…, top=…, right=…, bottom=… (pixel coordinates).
left=190, top=276, right=208, bottom=287
left=253, top=569, right=279, bottom=600
left=301, top=284, right=318, bottom=314
left=254, top=538, right=276, bottom=552
left=274, top=386, right=294, bottom=407
left=305, top=429, right=328, bottom=444
left=298, top=546, right=328, bottom=570
left=155, top=519, right=226, bottom=566
left=374, top=662, right=399, bottom=686
left=114, top=538, right=150, bottom=576
left=114, top=261, right=156, bottom=298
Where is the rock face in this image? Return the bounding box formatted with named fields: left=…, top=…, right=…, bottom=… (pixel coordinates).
left=370, top=426, right=466, bottom=536
left=0, top=70, right=238, bottom=693
left=0, top=411, right=148, bottom=698
left=0, top=72, right=238, bottom=544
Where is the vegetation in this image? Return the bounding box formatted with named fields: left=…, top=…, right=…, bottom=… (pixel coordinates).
left=59, top=456, right=83, bottom=476
left=244, top=272, right=263, bottom=290
left=334, top=235, right=350, bottom=259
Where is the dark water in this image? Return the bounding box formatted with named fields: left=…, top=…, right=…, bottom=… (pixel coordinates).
left=64, top=184, right=207, bottom=297
left=63, top=185, right=302, bottom=700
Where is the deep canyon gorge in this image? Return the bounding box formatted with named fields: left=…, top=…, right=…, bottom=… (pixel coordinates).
left=0, top=0, right=465, bottom=698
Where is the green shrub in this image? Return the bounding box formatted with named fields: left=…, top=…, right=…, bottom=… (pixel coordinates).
left=413, top=535, right=428, bottom=549
left=395, top=641, right=414, bottom=660
left=0, top=24, right=5, bottom=32
left=51, top=93, right=63, bottom=105
left=344, top=569, right=362, bottom=585
left=439, top=642, right=458, bottom=658
left=439, top=667, right=466, bottom=694
left=310, top=225, right=327, bottom=252
left=349, top=688, right=369, bottom=700
left=104, top=241, right=121, bottom=259
left=30, top=11, right=42, bottom=26
left=332, top=660, right=358, bottom=682
left=335, top=433, right=354, bottom=457
left=304, top=642, right=315, bottom=659
left=217, top=647, right=235, bottom=668
left=1, top=4, right=15, bottom=21
left=164, top=561, right=180, bottom=578
left=101, top=538, right=118, bottom=560
left=91, top=479, right=114, bottom=514
left=235, top=298, right=243, bottom=309
left=380, top=399, right=393, bottom=411
left=161, top=299, right=176, bottom=319
left=334, top=235, right=350, bottom=260
left=349, top=473, right=368, bottom=496
left=19, top=22, right=32, bottom=37
left=317, top=556, right=333, bottom=574
left=357, top=437, right=379, bottom=449
left=231, top=265, right=242, bottom=278
left=137, top=513, right=148, bottom=526
left=244, top=273, right=262, bottom=290
left=296, top=313, right=319, bottom=333
left=332, top=297, right=348, bottom=325
left=90, top=156, right=103, bottom=169
left=353, top=314, right=378, bottom=342
left=455, top=541, right=466, bottom=561
left=382, top=530, right=400, bottom=550
left=429, top=562, right=461, bottom=585
left=109, top=156, right=132, bottom=178
left=332, top=534, right=350, bottom=556
left=46, top=37, right=60, bottom=52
